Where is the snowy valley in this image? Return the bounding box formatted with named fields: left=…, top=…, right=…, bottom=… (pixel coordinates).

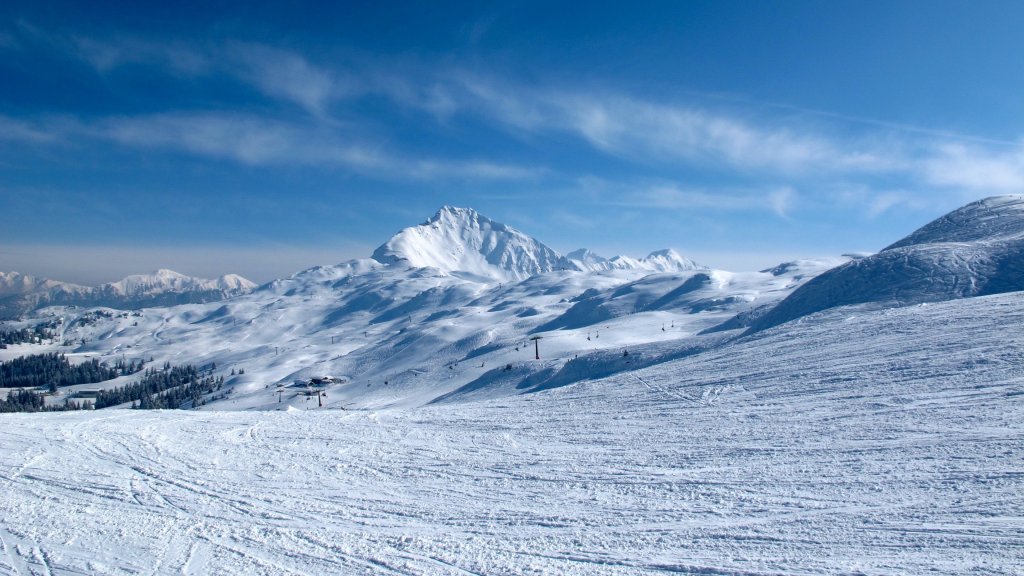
left=0, top=198, right=1022, bottom=574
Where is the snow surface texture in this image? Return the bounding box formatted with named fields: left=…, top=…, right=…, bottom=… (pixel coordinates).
left=752, top=195, right=1024, bottom=331
left=0, top=270, right=257, bottom=319
left=0, top=294, right=1021, bottom=574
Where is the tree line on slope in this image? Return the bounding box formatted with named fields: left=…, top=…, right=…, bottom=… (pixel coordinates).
left=0, top=353, right=142, bottom=389
left=0, top=362, right=225, bottom=413
left=95, top=363, right=225, bottom=409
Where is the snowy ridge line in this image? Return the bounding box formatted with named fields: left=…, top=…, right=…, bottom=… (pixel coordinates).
left=750, top=195, right=1024, bottom=332
left=0, top=269, right=257, bottom=319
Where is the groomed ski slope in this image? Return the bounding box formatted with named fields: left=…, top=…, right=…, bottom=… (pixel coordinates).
left=1, top=293, right=1022, bottom=575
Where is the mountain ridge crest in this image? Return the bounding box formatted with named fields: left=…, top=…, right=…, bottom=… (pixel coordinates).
left=372, top=206, right=700, bottom=280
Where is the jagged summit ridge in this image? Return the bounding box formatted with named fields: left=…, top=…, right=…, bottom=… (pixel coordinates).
left=372, top=206, right=701, bottom=281
left=371, top=206, right=565, bottom=281
left=565, top=248, right=701, bottom=273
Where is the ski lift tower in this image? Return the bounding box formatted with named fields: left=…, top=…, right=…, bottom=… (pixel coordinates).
left=530, top=335, right=542, bottom=360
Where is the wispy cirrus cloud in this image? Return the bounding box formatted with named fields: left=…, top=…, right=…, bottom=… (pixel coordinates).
left=72, top=36, right=210, bottom=75
left=14, top=20, right=211, bottom=76
left=0, top=116, right=61, bottom=143
left=622, top=182, right=799, bottom=216
left=829, top=185, right=933, bottom=218
left=8, top=24, right=1024, bottom=207
left=0, top=112, right=542, bottom=182
left=95, top=113, right=365, bottom=166
left=225, top=43, right=339, bottom=116
left=445, top=74, right=1024, bottom=205
left=408, top=159, right=546, bottom=181
left=920, top=142, right=1024, bottom=193
left=865, top=192, right=916, bottom=218
left=49, top=33, right=454, bottom=122
left=562, top=176, right=799, bottom=219
left=449, top=75, right=904, bottom=176
left=21, top=27, right=342, bottom=116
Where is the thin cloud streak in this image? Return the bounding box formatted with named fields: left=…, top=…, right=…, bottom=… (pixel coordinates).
left=447, top=75, right=1024, bottom=202
left=226, top=42, right=338, bottom=116
left=567, top=178, right=799, bottom=218
left=72, top=36, right=210, bottom=75
left=450, top=75, right=903, bottom=175
left=0, top=112, right=543, bottom=182
left=0, top=116, right=60, bottom=143
left=921, top=142, right=1024, bottom=193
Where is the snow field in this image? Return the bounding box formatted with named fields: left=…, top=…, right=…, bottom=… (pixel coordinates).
left=1, top=293, right=1021, bottom=574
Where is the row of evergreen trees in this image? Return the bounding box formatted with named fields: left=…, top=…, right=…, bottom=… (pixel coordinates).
left=0, top=388, right=86, bottom=413
left=95, top=364, right=224, bottom=409
left=1, top=362, right=224, bottom=413
left=0, top=353, right=141, bottom=389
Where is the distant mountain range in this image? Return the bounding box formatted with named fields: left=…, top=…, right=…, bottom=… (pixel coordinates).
left=5, top=197, right=1023, bottom=410
left=1, top=205, right=699, bottom=318
left=0, top=269, right=257, bottom=319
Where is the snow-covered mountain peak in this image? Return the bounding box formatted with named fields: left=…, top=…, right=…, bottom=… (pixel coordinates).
left=565, top=247, right=702, bottom=273
left=371, top=206, right=564, bottom=281
left=214, top=274, right=259, bottom=291
left=884, top=194, right=1024, bottom=250
left=370, top=206, right=706, bottom=281
left=640, top=248, right=701, bottom=272
left=431, top=205, right=479, bottom=224
left=0, top=271, right=87, bottom=300
left=564, top=249, right=610, bottom=270
left=105, top=269, right=256, bottom=296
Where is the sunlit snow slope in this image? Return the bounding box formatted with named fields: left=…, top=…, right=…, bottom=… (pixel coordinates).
left=1, top=293, right=1021, bottom=574
left=752, top=195, right=1024, bottom=331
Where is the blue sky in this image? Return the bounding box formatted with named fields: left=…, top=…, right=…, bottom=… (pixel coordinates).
left=2, top=1, right=1023, bottom=284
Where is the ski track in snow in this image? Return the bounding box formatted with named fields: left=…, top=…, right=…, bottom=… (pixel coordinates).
left=1, top=294, right=1023, bottom=574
